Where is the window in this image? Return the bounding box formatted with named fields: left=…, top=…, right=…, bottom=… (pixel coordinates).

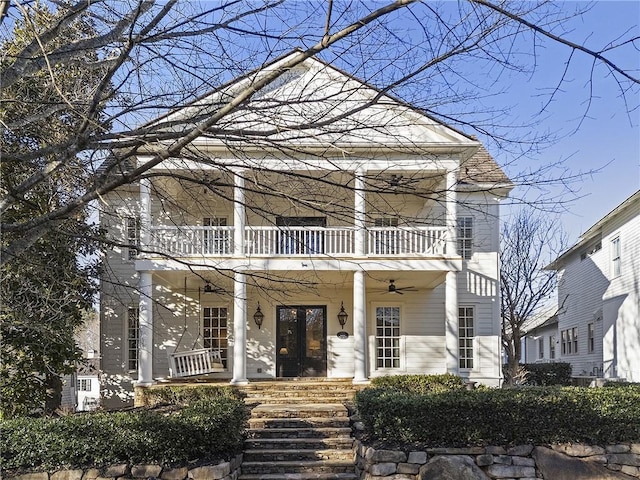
left=374, top=217, right=399, bottom=254
left=276, top=217, right=326, bottom=254
left=588, top=323, right=595, bottom=353
left=538, top=338, right=544, bottom=359
left=458, top=306, right=474, bottom=369
left=611, top=237, right=621, bottom=277
left=77, top=379, right=92, bottom=391
left=375, top=306, right=400, bottom=368
left=549, top=335, right=556, bottom=359
left=457, top=217, right=473, bottom=259
left=203, top=307, right=228, bottom=368
left=561, top=327, right=578, bottom=355
left=126, top=217, right=140, bottom=260
left=127, top=307, right=139, bottom=371
left=203, top=217, right=229, bottom=255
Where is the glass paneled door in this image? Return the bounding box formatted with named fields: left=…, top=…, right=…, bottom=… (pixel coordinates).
left=276, top=306, right=327, bottom=377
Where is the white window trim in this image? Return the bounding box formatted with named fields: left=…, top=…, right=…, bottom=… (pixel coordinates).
left=124, top=216, right=140, bottom=262
left=611, top=235, right=621, bottom=277
left=457, top=217, right=474, bottom=260
left=458, top=305, right=475, bottom=371
left=125, top=306, right=139, bottom=373
left=202, top=303, right=230, bottom=369
left=372, top=303, right=404, bottom=372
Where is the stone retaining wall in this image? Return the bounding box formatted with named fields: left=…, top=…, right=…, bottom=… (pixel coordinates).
left=7, top=455, right=243, bottom=480
left=354, top=441, right=640, bottom=479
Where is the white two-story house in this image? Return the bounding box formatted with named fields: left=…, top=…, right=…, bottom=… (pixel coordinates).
left=99, top=51, right=512, bottom=407
left=546, top=190, right=639, bottom=382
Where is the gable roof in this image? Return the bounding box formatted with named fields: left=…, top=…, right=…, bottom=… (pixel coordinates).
left=547, top=189, right=640, bottom=270
left=135, top=49, right=511, bottom=187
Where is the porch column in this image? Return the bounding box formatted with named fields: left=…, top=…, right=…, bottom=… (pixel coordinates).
left=354, top=168, right=366, bottom=256
left=140, top=178, right=151, bottom=256
left=445, top=169, right=457, bottom=255
left=137, top=271, right=154, bottom=386
left=353, top=269, right=368, bottom=383
left=445, top=271, right=459, bottom=374
left=233, top=170, right=246, bottom=257
left=231, top=271, right=248, bottom=385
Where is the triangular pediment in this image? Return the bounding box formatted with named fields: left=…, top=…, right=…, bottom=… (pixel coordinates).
left=152, top=51, right=477, bottom=152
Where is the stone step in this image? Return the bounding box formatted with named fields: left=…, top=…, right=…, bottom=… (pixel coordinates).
left=250, top=404, right=349, bottom=419
left=248, top=416, right=350, bottom=429
left=246, top=397, right=352, bottom=405
left=249, top=427, right=352, bottom=439
left=244, top=388, right=357, bottom=395
left=238, top=473, right=358, bottom=480
left=245, top=437, right=354, bottom=450
left=240, top=460, right=356, bottom=475
left=244, top=448, right=354, bottom=463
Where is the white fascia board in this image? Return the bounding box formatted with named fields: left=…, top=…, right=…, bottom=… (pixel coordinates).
left=136, top=257, right=462, bottom=273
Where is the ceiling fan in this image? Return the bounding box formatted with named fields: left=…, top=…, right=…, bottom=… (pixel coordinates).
left=384, top=279, right=418, bottom=295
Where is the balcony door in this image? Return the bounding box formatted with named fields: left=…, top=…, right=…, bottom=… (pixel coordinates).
left=276, top=306, right=327, bottom=377
left=276, top=216, right=326, bottom=254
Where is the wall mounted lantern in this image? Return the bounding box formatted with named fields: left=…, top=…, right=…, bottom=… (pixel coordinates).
left=253, top=303, right=265, bottom=329
left=337, top=302, right=348, bottom=328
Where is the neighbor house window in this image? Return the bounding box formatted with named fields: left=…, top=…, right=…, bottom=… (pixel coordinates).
left=127, top=307, right=139, bottom=371
left=375, top=306, right=400, bottom=368
left=561, top=327, right=578, bottom=355
left=457, top=217, right=473, bottom=259
left=203, top=307, right=228, bottom=368
left=538, top=338, right=544, bottom=359
left=126, top=216, right=140, bottom=260
left=588, top=323, right=595, bottom=353
left=458, top=306, right=474, bottom=369
left=549, top=335, right=556, bottom=359
left=77, top=379, right=92, bottom=391
left=611, top=237, right=621, bottom=277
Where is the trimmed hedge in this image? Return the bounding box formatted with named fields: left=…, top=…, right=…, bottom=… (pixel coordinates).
left=370, top=373, right=466, bottom=394
left=521, top=362, right=572, bottom=386
left=1, top=395, right=249, bottom=472
left=356, top=386, right=640, bottom=448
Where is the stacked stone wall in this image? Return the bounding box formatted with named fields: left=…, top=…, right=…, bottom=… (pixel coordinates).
left=354, top=441, right=640, bottom=479
left=6, top=455, right=243, bottom=480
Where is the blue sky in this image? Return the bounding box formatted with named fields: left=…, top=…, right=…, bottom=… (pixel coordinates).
left=494, top=1, right=639, bottom=244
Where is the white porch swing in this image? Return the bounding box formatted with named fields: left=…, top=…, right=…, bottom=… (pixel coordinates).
left=168, top=282, right=225, bottom=378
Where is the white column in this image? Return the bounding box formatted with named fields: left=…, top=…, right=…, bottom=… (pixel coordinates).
left=231, top=271, right=248, bottom=385
left=140, top=178, right=151, bottom=257
left=445, top=271, right=459, bottom=374
left=353, top=270, right=368, bottom=383
left=233, top=170, right=245, bottom=257
left=445, top=169, right=457, bottom=255
left=354, top=168, right=366, bottom=256
left=137, top=271, right=154, bottom=386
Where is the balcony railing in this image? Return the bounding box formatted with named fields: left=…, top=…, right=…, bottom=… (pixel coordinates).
left=149, top=225, right=447, bottom=258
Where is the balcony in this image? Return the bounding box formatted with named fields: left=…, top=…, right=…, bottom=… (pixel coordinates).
left=149, top=225, right=448, bottom=258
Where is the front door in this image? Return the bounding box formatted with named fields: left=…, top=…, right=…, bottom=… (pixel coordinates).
left=276, top=306, right=327, bottom=377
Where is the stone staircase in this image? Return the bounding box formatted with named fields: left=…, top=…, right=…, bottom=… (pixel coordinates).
left=238, top=380, right=361, bottom=480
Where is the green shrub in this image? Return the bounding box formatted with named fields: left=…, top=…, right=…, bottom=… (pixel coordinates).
left=1, top=396, right=249, bottom=473
left=355, top=386, right=640, bottom=448
left=521, top=362, right=572, bottom=386
left=370, top=373, right=466, bottom=394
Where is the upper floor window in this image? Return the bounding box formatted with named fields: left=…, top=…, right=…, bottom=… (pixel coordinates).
left=77, top=379, right=92, bottom=391
left=458, top=306, right=474, bottom=369
left=457, top=217, right=473, bottom=259
left=374, top=217, right=399, bottom=254
left=549, top=335, right=556, bottom=359
left=375, top=306, right=401, bottom=369
left=125, top=216, right=140, bottom=261
left=203, top=217, right=229, bottom=255
left=611, top=237, right=621, bottom=277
